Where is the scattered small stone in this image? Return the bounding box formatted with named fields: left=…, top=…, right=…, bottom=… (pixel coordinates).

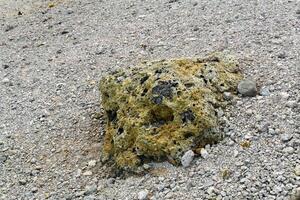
left=257, top=122, right=269, bottom=133
left=233, top=150, right=239, bottom=157
left=181, top=150, right=195, bottom=167
left=31, top=187, right=38, bottom=193
left=217, top=109, right=224, bottom=118
left=2, top=78, right=10, bottom=84
left=237, top=79, right=257, bottom=97
left=75, top=191, right=85, bottom=197
left=88, top=160, right=97, bottom=167
left=286, top=101, right=297, bottom=108
left=207, top=186, right=215, bottom=195
left=75, top=169, right=82, bottom=178
left=277, top=52, right=287, bottom=59
left=106, top=178, right=115, bottom=185
left=157, top=184, right=165, bottom=192
left=84, top=184, right=97, bottom=195
left=200, top=148, right=209, bottom=159
left=83, top=170, right=93, bottom=176
left=282, top=147, right=294, bottom=153
left=138, top=189, right=149, bottom=200
left=95, top=47, right=106, bottom=55
left=259, top=87, right=270, bottom=96
left=280, top=134, right=293, bottom=142
left=244, top=133, right=252, bottom=140
left=294, top=165, right=300, bottom=176
left=30, top=157, right=37, bottom=164
left=279, top=92, right=289, bottom=100
left=245, top=109, right=253, bottom=115
left=19, top=179, right=27, bottom=185
left=143, top=164, right=151, bottom=170
left=223, top=92, right=233, bottom=100
left=0, top=155, right=7, bottom=163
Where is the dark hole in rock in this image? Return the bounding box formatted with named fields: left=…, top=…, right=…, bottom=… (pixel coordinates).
left=117, top=127, right=124, bottom=135
left=184, top=82, right=195, bottom=88
left=220, top=83, right=224, bottom=87
left=152, top=80, right=178, bottom=99
left=103, top=92, right=109, bottom=98
left=177, top=91, right=182, bottom=96
left=184, top=132, right=193, bottom=139
left=155, top=69, right=163, bottom=74
left=140, top=75, right=149, bottom=84
left=181, top=109, right=195, bottom=123
left=107, top=110, right=117, bottom=122
left=141, top=88, right=148, bottom=96
left=150, top=105, right=174, bottom=126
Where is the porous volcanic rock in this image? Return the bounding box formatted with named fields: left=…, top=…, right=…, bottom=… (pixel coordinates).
left=99, top=53, right=243, bottom=170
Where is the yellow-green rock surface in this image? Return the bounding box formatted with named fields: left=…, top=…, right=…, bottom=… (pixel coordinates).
left=99, top=53, right=243, bottom=170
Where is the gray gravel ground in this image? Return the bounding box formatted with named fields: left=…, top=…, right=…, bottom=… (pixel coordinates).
left=0, top=0, right=299, bottom=199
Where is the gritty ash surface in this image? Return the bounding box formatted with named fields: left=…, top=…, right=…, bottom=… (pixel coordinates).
left=0, top=0, right=299, bottom=199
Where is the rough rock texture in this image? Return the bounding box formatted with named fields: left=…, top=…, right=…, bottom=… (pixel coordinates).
left=99, top=54, right=243, bottom=169
left=1, top=0, right=299, bottom=199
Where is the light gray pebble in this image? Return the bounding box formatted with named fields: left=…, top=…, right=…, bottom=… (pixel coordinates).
left=223, top=92, right=233, bottom=100
left=138, top=189, right=149, bottom=200
left=207, top=186, right=215, bottom=195
left=2, top=78, right=10, bottom=84
left=31, top=187, right=38, bottom=193
left=88, top=160, right=97, bottom=167
left=84, top=184, right=97, bottom=195
left=200, top=148, right=209, bottom=159
left=286, top=101, right=297, bottom=108
left=143, top=164, right=151, bottom=170
left=279, top=92, right=289, bottom=100
left=75, top=191, right=85, bottom=197
left=282, top=147, right=294, bottom=153
left=106, top=178, right=115, bottom=185
left=19, top=179, right=27, bottom=185
left=238, top=79, right=257, bottom=97
left=245, top=109, right=253, bottom=115
left=157, top=184, right=165, bottom=192
left=181, top=150, right=194, bottom=167
left=280, top=134, right=293, bottom=142
left=260, top=87, right=270, bottom=96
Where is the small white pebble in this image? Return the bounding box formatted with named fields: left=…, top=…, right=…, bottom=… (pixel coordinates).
left=83, top=170, right=93, bottom=176
left=207, top=186, right=215, bottom=195
left=2, top=78, right=9, bottom=84
left=138, top=189, right=149, bottom=200
left=200, top=148, right=209, bottom=159
left=88, top=160, right=97, bottom=167
left=233, top=150, right=239, bottom=157
left=282, top=147, right=294, bottom=154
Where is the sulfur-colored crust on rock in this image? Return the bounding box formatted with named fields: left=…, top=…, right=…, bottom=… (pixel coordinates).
left=99, top=53, right=243, bottom=170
